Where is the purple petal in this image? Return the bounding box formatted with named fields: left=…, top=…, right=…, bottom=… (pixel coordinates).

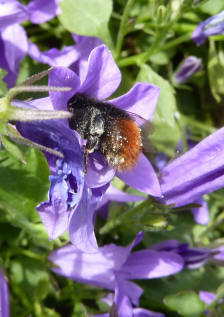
left=49, top=66, right=80, bottom=110
left=0, top=268, right=10, bottom=317
left=121, top=250, right=184, bottom=279
left=117, top=153, right=161, bottom=196
left=103, top=184, right=146, bottom=202
left=85, top=153, right=116, bottom=188
left=110, top=83, right=160, bottom=121
left=174, top=56, right=202, bottom=84
left=192, top=10, right=224, bottom=46
left=133, top=308, right=165, bottom=317
left=68, top=186, right=98, bottom=252
left=161, top=127, right=224, bottom=207
left=79, top=45, right=121, bottom=100
left=28, top=42, right=79, bottom=67
left=114, top=281, right=133, bottom=317
left=191, top=198, right=209, bottom=225
left=2, top=24, right=28, bottom=72
left=37, top=176, right=69, bottom=239
left=29, top=96, right=54, bottom=111
left=121, top=280, right=143, bottom=306
left=71, top=34, right=103, bottom=81
left=0, top=0, right=28, bottom=29
left=199, top=291, right=216, bottom=305
left=49, top=244, right=116, bottom=290
left=28, top=0, right=60, bottom=24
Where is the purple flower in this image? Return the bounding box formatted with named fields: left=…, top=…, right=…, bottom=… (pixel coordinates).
left=18, top=43, right=161, bottom=252
left=0, top=0, right=60, bottom=87
left=151, top=240, right=212, bottom=269
left=28, top=34, right=103, bottom=69
left=93, top=289, right=165, bottom=317
left=0, top=267, right=10, bottom=317
left=192, top=10, right=224, bottom=46
left=48, top=44, right=161, bottom=197
left=174, top=56, right=202, bottom=84
left=199, top=291, right=216, bottom=305
left=49, top=232, right=184, bottom=306
left=160, top=127, right=224, bottom=208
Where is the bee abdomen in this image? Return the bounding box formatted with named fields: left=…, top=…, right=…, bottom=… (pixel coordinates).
left=99, top=118, right=142, bottom=172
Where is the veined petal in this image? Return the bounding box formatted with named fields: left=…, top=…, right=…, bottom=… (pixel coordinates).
left=79, top=44, right=121, bottom=100
left=121, top=250, right=184, bottom=279
left=37, top=174, right=70, bottom=239
left=110, top=83, right=160, bottom=121
left=49, top=66, right=80, bottom=110
left=192, top=10, right=224, bottom=46
left=68, top=186, right=98, bottom=252
left=117, top=153, right=162, bottom=196
left=161, top=127, right=224, bottom=207
left=49, top=244, right=116, bottom=290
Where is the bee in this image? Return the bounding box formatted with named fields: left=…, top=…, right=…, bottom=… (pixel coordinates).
left=67, top=93, right=143, bottom=173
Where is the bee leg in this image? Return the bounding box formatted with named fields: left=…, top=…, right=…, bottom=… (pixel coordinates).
left=83, top=145, right=89, bottom=174
left=83, top=135, right=99, bottom=174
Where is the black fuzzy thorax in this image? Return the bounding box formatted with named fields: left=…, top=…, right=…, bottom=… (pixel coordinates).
left=67, top=93, right=131, bottom=139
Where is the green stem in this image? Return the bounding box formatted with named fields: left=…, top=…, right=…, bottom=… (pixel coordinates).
left=115, top=0, right=135, bottom=60
left=118, top=32, right=191, bottom=67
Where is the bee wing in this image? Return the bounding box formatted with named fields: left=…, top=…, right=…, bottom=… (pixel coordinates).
left=127, top=111, right=155, bottom=154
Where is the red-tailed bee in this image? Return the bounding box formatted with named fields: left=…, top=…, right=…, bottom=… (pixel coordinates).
left=67, top=93, right=143, bottom=173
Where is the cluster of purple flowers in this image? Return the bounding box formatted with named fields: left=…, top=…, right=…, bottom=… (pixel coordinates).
left=2, top=1, right=224, bottom=315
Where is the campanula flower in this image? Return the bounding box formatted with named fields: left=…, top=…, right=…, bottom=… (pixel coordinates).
left=192, top=10, right=224, bottom=46
left=174, top=56, right=202, bottom=84
left=160, top=127, right=224, bottom=208
left=93, top=289, right=165, bottom=317
left=18, top=42, right=161, bottom=252
left=49, top=232, right=184, bottom=306
left=150, top=240, right=212, bottom=269
left=0, top=0, right=59, bottom=87
left=48, top=44, right=161, bottom=197
left=0, top=267, right=10, bottom=317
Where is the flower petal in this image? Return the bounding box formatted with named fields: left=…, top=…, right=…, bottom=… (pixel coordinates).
left=192, top=10, right=224, bottom=46
left=49, top=66, right=80, bottom=110
left=28, top=0, right=60, bottom=24
left=0, top=0, right=28, bottom=29
left=68, top=186, right=98, bottom=252
left=37, top=175, right=69, bottom=239
left=110, top=82, right=160, bottom=121
left=117, top=153, right=161, bottom=196
left=85, top=153, right=116, bottom=188
left=28, top=42, right=79, bottom=67
left=49, top=244, right=116, bottom=290
left=160, top=127, right=224, bottom=207
left=133, top=308, right=165, bottom=317
left=122, top=250, right=184, bottom=279
left=79, top=44, right=121, bottom=100
left=0, top=268, right=10, bottom=317
left=191, top=198, right=209, bottom=225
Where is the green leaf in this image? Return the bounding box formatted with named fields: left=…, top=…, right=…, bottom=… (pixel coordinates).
left=137, top=64, right=180, bottom=155
left=0, top=68, right=7, bottom=97
left=208, top=40, right=224, bottom=102
left=164, top=291, right=205, bottom=317
left=0, top=148, right=49, bottom=220
left=1, top=135, right=27, bottom=163
left=200, top=0, right=224, bottom=15
left=58, top=0, right=113, bottom=46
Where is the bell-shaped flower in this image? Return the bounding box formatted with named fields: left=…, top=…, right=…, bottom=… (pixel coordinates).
left=192, top=10, right=224, bottom=46
left=49, top=232, right=184, bottom=307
